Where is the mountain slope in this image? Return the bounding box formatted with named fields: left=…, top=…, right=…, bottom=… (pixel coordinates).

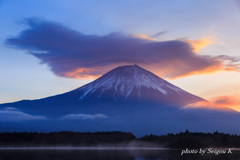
left=1, top=65, right=240, bottom=136
left=76, top=64, right=203, bottom=105
left=0, top=65, right=204, bottom=116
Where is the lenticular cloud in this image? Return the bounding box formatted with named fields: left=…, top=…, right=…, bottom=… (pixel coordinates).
left=6, top=18, right=240, bottom=79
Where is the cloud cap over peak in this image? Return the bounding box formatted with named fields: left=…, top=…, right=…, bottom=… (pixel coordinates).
left=6, top=18, right=240, bottom=79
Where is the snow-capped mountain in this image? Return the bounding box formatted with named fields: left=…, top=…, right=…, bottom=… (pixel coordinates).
left=1, top=64, right=240, bottom=136
left=76, top=64, right=203, bottom=105
left=0, top=64, right=203, bottom=116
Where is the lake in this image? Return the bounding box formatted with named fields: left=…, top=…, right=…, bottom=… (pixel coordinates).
left=1, top=148, right=240, bottom=160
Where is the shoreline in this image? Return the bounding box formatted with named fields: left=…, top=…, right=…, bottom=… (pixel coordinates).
left=0, top=146, right=172, bottom=150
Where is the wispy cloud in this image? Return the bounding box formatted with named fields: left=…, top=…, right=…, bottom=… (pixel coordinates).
left=185, top=96, right=240, bottom=112
left=131, top=34, right=156, bottom=41
left=184, top=37, right=215, bottom=52
left=5, top=18, right=240, bottom=79
left=0, top=107, right=107, bottom=121
left=60, top=113, right=107, bottom=120
left=215, top=55, right=240, bottom=71
left=152, top=31, right=167, bottom=38
left=0, top=107, right=47, bottom=121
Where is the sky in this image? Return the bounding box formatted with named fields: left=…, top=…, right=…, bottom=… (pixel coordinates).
left=1, top=0, right=240, bottom=111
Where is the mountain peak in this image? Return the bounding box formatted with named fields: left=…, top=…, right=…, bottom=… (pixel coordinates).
left=78, top=64, right=203, bottom=105
left=105, top=64, right=152, bottom=79
left=110, top=64, right=144, bottom=74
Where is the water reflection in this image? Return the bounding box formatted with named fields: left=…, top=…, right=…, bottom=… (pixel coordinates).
left=0, top=149, right=240, bottom=160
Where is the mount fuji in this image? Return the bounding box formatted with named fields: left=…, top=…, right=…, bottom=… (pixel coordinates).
left=0, top=65, right=203, bottom=116
left=0, top=64, right=240, bottom=136
left=78, top=64, right=203, bottom=105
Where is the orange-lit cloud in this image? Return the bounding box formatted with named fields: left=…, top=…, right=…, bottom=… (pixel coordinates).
left=144, top=56, right=224, bottom=79
left=62, top=68, right=99, bottom=79
left=184, top=37, right=215, bottom=52
left=131, top=34, right=156, bottom=41
left=6, top=18, right=240, bottom=80
left=185, top=96, right=240, bottom=112
left=149, top=55, right=240, bottom=79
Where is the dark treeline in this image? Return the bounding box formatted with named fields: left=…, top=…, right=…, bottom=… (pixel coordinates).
left=0, top=131, right=135, bottom=147
left=1, top=130, right=240, bottom=148
left=140, top=129, right=240, bottom=148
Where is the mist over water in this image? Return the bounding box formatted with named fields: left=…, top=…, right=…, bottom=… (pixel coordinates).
left=1, top=148, right=240, bottom=160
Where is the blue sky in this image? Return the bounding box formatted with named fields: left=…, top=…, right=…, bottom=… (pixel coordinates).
left=1, top=0, right=240, bottom=111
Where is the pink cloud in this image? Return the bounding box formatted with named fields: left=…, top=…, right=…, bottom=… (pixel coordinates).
left=185, top=96, right=240, bottom=112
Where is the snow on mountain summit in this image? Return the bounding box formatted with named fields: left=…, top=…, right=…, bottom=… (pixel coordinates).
left=78, top=64, right=203, bottom=105
left=0, top=64, right=205, bottom=118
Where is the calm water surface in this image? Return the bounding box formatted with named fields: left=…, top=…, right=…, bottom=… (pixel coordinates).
left=1, top=148, right=240, bottom=160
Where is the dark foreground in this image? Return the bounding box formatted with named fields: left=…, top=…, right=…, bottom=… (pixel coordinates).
left=1, top=149, right=240, bottom=160
left=1, top=130, right=240, bottom=148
